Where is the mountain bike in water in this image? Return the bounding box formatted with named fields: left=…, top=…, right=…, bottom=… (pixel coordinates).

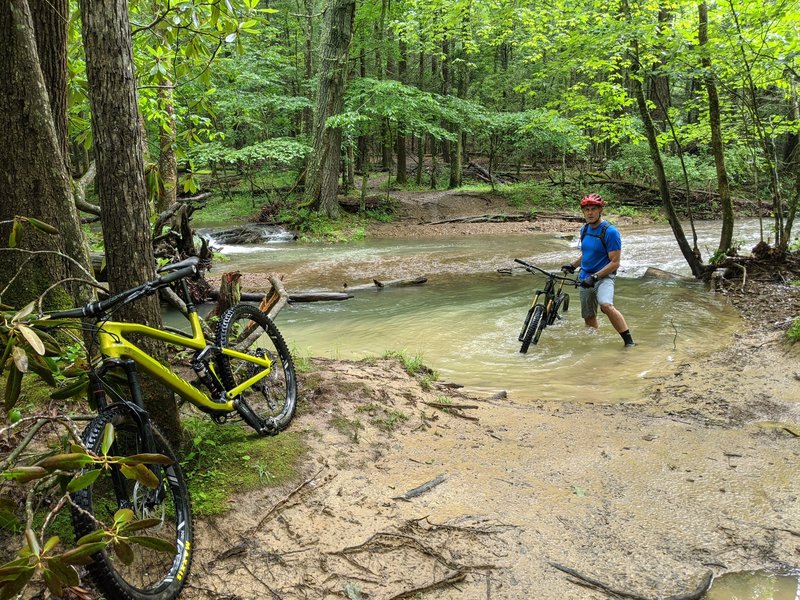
left=514, top=259, right=578, bottom=353
left=44, top=257, right=297, bottom=600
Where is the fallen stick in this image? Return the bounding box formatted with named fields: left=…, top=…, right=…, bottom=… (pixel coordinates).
left=393, top=474, right=446, bottom=500
left=549, top=563, right=713, bottom=600
left=422, top=401, right=479, bottom=410
left=387, top=570, right=466, bottom=600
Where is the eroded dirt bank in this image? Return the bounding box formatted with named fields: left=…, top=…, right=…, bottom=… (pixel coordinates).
left=184, top=291, right=800, bottom=599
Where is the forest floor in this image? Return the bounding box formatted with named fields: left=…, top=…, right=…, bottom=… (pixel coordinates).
left=180, top=189, right=800, bottom=600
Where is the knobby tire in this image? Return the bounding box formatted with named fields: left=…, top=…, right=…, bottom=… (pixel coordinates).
left=215, top=303, right=297, bottom=434
left=520, top=304, right=545, bottom=353
left=71, top=406, right=192, bottom=600
left=518, top=306, right=536, bottom=342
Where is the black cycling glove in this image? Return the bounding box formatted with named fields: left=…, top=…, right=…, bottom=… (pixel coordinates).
left=561, top=264, right=576, bottom=274
left=580, top=274, right=597, bottom=288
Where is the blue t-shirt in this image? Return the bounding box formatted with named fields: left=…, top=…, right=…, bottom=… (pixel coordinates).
left=579, top=220, right=621, bottom=280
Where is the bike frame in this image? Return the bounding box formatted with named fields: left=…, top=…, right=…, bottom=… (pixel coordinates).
left=92, top=309, right=271, bottom=415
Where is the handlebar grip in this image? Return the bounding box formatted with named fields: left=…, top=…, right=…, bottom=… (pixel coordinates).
left=47, top=306, right=91, bottom=319
left=157, top=264, right=198, bottom=286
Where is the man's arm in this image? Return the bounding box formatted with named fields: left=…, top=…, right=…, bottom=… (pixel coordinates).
left=594, top=249, right=621, bottom=278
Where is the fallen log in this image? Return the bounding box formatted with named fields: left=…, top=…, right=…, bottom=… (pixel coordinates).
left=345, top=276, right=428, bottom=290
left=207, top=290, right=353, bottom=303
left=427, top=214, right=531, bottom=225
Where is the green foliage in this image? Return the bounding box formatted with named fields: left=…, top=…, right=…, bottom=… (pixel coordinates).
left=0, top=422, right=177, bottom=598
left=381, top=350, right=436, bottom=380
left=606, top=144, right=718, bottom=189
left=788, top=318, right=800, bottom=344
left=180, top=417, right=305, bottom=516
left=494, top=181, right=568, bottom=211
left=354, top=403, right=409, bottom=433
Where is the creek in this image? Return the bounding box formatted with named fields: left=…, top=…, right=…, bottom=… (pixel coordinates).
left=201, top=220, right=764, bottom=405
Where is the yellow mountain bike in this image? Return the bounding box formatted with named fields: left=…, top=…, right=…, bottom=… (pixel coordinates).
left=514, top=259, right=577, bottom=353
left=45, top=256, right=296, bottom=600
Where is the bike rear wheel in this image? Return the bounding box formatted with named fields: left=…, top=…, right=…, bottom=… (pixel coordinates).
left=215, top=303, right=297, bottom=435
left=548, top=292, right=569, bottom=325
left=520, top=304, right=545, bottom=353
left=71, top=406, right=192, bottom=600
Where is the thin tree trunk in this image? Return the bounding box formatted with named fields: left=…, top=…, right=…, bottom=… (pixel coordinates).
left=395, top=38, right=408, bottom=185
left=624, top=0, right=704, bottom=278
left=699, top=2, right=734, bottom=257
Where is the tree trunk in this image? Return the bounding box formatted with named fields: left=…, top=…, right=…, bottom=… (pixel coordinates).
left=622, top=1, right=705, bottom=278
left=395, top=38, right=408, bottom=185
left=81, top=0, right=182, bottom=445
left=699, top=2, right=734, bottom=257
left=0, top=0, right=92, bottom=310
left=304, top=0, right=356, bottom=218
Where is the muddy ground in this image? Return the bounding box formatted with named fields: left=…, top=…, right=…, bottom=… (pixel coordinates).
left=184, top=191, right=800, bottom=599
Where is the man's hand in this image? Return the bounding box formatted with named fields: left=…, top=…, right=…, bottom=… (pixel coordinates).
left=561, top=264, right=576, bottom=274
left=580, top=274, right=597, bottom=288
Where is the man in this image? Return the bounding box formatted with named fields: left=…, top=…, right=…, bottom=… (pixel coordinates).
left=562, top=193, right=635, bottom=348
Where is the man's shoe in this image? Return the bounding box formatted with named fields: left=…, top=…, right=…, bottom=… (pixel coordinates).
left=624, top=341, right=636, bottom=348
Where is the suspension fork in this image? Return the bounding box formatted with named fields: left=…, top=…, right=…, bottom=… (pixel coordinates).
left=90, top=359, right=165, bottom=507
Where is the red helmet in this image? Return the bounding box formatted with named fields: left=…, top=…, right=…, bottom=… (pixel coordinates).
left=580, top=193, right=605, bottom=207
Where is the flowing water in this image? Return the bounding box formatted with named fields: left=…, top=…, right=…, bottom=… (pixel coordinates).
left=200, top=220, right=765, bottom=404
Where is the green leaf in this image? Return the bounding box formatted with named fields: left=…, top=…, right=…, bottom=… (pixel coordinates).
left=127, top=535, right=177, bottom=554
left=120, top=463, right=159, bottom=489
left=1, top=466, right=48, bottom=483
left=11, top=302, right=35, bottom=323
left=66, top=469, right=101, bottom=492
left=11, top=346, right=27, bottom=373
left=101, top=423, right=114, bottom=456
left=50, top=378, right=88, bottom=400
left=24, top=217, right=59, bottom=235
left=117, top=453, right=173, bottom=466
left=60, top=542, right=106, bottom=565
left=8, top=219, right=22, bottom=248
left=113, top=540, right=134, bottom=565
left=122, top=518, right=164, bottom=532
left=17, top=326, right=45, bottom=355
left=43, top=567, right=64, bottom=597
left=44, top=557, right=79, bottom=587
left=42, top=535, right=60, bottom=554
left=24, top=528, right=39, bottom=556
left=0, top=507, right=21, bottom=533
left=0, top=336, right=13, bottom=376
left=113, top=508, right=135, bottom=527
left=26, top=355, right=56, bottom=387
left=0, top=565, right=34, bottom=600
left=4, top=366, right=22, bottom=411
left=36, top=452, right=95, bottom=471
left=74, top=530, right=106, bottom=546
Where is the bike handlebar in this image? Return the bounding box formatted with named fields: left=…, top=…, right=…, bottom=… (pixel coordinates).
left=48, top=257, right=201, bottom=319
left=514, top=259, right=578, bottom=284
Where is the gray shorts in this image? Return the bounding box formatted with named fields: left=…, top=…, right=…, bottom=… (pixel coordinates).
left=580, top=274, right=616, bottom=319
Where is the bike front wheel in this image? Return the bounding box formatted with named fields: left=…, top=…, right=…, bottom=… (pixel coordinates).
left=71, top=406, right=192, bottom=600
left=520, top=304, right=545, bottom=353
left=215, top=303, right=297, bottom=434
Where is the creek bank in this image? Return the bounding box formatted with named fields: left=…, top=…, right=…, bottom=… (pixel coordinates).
left=184, top=191, right=800, bottom=598
left=185, top=236, right=800, bottom=598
